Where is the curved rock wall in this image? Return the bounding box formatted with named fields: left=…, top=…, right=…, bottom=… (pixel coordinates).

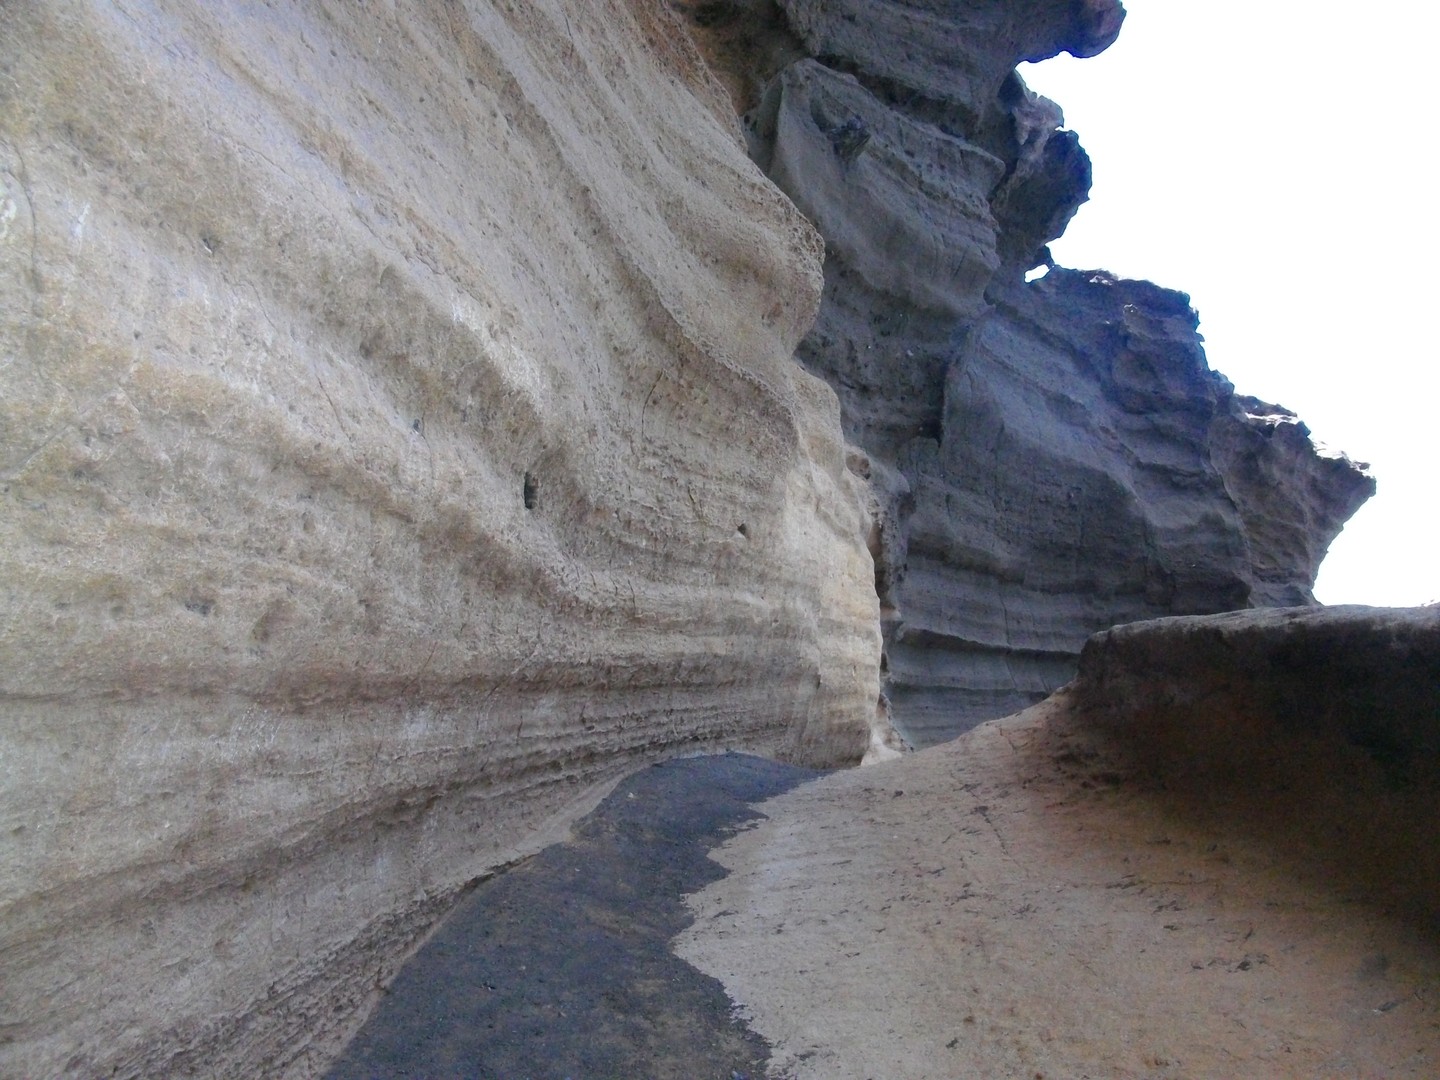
left=1, top=0, right=1384, bottom=1072
left=0, top=2, right=882, bottom=1075
left=680, top=0, right=1374, bottom=748
left=1071, top=605, right=1440, bottom=922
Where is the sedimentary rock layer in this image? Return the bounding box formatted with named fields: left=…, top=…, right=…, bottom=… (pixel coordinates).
left=884, top=271, right=1376, bottom=744
left=680, top=0, right=1374, bottom=747
left=0, top=3, right=883, bottom=1075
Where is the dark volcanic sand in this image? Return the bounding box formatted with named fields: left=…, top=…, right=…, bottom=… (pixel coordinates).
left=327, top=752, right=822, bottom=1080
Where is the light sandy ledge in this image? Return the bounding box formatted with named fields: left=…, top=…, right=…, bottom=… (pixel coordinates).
left=678, top=686, right=1440, bottom=1079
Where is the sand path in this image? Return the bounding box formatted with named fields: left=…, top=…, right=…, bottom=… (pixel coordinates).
left=677, top=695, right=1440, bottom=1079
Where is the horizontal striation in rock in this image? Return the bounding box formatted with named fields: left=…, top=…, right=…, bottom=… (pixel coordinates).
left=777, top=0, right=1124, bottom=121
left=1209, top=396, right=1377, bottom=606
left=681, top=0, right=1374, bottom=747
left=749, top=59, right=1005, bottom=321
left=0, top=1, right=882, bottom=1075
left=883, top=270, right=1373, bottom=743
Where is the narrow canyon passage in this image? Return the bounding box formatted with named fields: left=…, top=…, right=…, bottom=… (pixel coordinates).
left=327, top=754, right=821, bottom=1079
left=1, top=3, right=1408, bottom=1074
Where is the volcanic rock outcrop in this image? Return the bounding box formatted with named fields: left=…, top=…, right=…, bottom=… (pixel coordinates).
left=1076, top=605, right=1440, bottom=821
left=679, top=0, right=1374, bottom=747
left=881, top=270, right=1375, bottom=745
left=0, top=3, right=883, bottom=1075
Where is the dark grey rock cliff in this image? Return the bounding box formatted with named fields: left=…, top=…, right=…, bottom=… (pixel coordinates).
left=679, top=0, right=1375, bottom=747
left=884, top=271, right=1374, bottom=743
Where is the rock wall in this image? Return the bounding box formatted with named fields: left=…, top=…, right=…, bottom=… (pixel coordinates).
left=0, top=0, right=1386, bottom=1073
left=0, top=3, right=884, bottom=1075
left=885, top=270, right=1375, bottom=744
left=679, top=0, right=1374, bottom=748
left=1071, top=605, right=1440, bottom=923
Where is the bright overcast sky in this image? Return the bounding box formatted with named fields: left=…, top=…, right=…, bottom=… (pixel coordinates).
left=1020, top=0, right=1438, bottom=607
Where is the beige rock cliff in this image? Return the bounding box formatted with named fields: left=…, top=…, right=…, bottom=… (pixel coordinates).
left=0, top=2, right=884, bottom=1075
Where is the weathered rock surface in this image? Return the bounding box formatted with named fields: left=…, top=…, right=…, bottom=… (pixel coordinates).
left=678, top=606, right=1440, bottom=1077
left=0, top=0, right=1390, bottom=1074
left=679, top=0, right=1375, bottom=747
left=884, top=271, right=1376, bottom=745
left=0, top=3, right=885, bottom=1075
left=1076, top=606, right=1440, bottom=815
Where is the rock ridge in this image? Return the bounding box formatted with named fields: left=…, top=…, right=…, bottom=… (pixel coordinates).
left=675, top=606, right=1440, bottom=1077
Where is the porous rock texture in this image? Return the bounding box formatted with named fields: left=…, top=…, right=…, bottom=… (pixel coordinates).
left=0, top=0, right=1388, bottom=1074
left=677, top=0, right=1375, bottom=747
left=0, top=3, right=886, bottom=1076
left=678, top=606, right=1440, bottom=1077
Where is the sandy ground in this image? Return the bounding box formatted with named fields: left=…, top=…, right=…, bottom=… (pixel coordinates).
left=676, top=694, right=1440, bottom=1079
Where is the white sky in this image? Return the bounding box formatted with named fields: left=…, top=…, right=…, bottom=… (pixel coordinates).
left=1020, top=0, right=1438, bottom=607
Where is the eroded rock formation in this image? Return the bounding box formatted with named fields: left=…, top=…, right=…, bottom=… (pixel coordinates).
left=1076, top=606, right=1440, bottom=788
left=0, top=3, right=884, bottom=1075
left=677, top=605, right=1440, bottom=1077
left=2, top=0, right=1383, bottom=1074
left=1071, top=604, right=1440, bottom=928
left=679, top=0, right=1374, bottom=747
left=883, top=270, right=1375, bottom=744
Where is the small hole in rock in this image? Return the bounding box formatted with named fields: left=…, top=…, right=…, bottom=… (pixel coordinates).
left=736, top=523, right=749, bottom=538
left=523, top=471, right=539, bottom=510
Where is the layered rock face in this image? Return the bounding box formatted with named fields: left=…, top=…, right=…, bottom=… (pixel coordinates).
left=0, top=3, right=883, bottom=1075
left=886, top=270, right=1375, bottom=744
left=679, top=0, right=1374, bottom=747
left=1, top=0, right=1384, bottom=1074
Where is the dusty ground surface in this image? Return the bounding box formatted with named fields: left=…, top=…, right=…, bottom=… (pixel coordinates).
left=327, top=753, right=821, bottom=1079
left=677, top=694, right=1440, bottom=1079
